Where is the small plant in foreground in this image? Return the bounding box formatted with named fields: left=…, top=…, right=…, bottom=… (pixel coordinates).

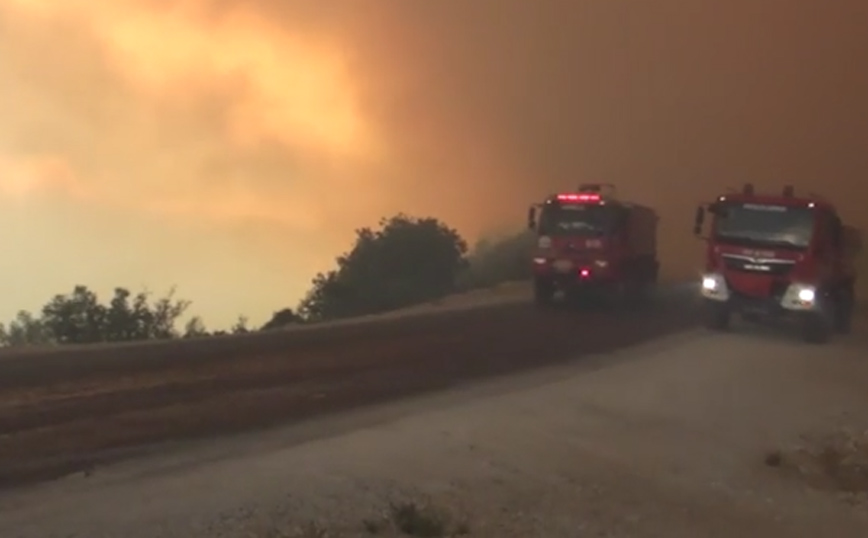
left=388, top=501, right=447, bottom=537
left=767, top=428, right=868, bottom=494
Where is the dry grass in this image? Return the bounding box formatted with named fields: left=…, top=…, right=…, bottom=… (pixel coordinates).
left=271, top=281, right=532, bottom=332
left=384, top=281, right=530, bottom=315
left=765, top=428, right=868, bottom=502
left=360, top=498, right=471, bottom=537
left=315, top=272, right=693, bottom=328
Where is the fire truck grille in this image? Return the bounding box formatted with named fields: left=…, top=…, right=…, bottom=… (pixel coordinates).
left=721, top=255, right=795, bottom=277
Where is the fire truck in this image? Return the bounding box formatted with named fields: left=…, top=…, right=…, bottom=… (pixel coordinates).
left=693, top=183, right=861, bottom=343
left=527, top=184, right=659, bottom=306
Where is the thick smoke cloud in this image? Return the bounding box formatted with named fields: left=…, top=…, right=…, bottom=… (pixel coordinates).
left=1, top=0, right=866, bottom=324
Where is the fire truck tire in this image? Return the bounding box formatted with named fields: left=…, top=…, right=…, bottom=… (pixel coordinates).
left=802, top=312, right=831, bottom=344
left=702, top=300, right=730, bottom=331
left=604, top=282, right=627, bottom=310
left=533, top=278, right=555, bottom=307
left=834, top=290, right=853, bottom=334
left=636, top=278, right=655, bottom=304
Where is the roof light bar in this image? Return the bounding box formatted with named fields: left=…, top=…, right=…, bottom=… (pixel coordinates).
left=556, top=193, right=600, bottom=202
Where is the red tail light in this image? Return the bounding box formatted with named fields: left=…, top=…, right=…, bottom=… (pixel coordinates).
left=579, top=268, right=591, bottom=278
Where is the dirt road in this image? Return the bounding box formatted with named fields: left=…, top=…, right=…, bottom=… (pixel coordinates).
left=1, top=302, right=866, bottom=537
left=0, top=284, right=697, bottom=489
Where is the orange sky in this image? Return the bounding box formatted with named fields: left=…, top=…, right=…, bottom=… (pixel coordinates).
left=1, top=0, right=866, bottom=328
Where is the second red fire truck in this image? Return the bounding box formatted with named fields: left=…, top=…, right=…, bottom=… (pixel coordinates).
left=527, top=184, right=659, bottom=306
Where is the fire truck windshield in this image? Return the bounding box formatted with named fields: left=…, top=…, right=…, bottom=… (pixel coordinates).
left=538, top=203, right=616, bottom=236
left=713, top=203, right=814, bottom=249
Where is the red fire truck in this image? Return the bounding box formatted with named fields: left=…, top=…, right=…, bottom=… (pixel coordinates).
left=527, top=184, right=659, bottom=306
left=693, top=183, right=861, bottom=343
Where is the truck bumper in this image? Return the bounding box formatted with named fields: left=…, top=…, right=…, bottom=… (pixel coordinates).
left=535, top=274, right=628, bottom=306
left=726, top=294, right=794, bottom=318
left=699, top=273, right=825, bottom=319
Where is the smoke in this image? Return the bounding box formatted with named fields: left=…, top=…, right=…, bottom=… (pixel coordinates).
left=1, top=0, right=866, bottom=324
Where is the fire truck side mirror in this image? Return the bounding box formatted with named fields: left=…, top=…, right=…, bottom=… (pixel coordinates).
left=693, top=206, right=705, bottom=236
left=527, top=207, right=537, bottom=229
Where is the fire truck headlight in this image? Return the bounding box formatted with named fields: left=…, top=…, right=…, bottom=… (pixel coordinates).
left=533, top=257, right=547, bottom=265
left=594, top=259, right=608, bottom=268
left=781, top=283, right=818, bottom=310
left=797, top=287, right=815, bottom=302
left=700, top=273, right=728, bottom=301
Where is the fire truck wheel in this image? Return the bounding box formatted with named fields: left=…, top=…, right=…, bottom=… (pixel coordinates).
left=702, top=300, right=730, bottom=331
left=802, top=312, right=831, bottom=344
left=635, top=278, right=655, bottom=305
left=533, top=278, right=555, bottom=307
left=834, top=291, right=853, bottom=334
left=604, top=282, right=628, bottom=310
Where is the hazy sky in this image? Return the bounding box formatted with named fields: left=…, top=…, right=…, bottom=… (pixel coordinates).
left=1, top=0, right=866, bottom=328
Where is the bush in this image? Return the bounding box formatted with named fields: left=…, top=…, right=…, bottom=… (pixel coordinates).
left=456, top=230, right=535, bottom=291
left=297, top=214, right=469, bottom=322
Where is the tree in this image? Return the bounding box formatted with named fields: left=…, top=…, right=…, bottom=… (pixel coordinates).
left=105, top=287, right=136, bottom=341
left=0, top=311, right=50, bottom=346
left=0, top=285, right=193, bottom=347
left=183, top=316, right=209, bottom=338
left=456, top=230, right=535, bottom=290
left=231, top=315, right=249, bottom=334
left=298, top=214, right=468, bottom=321
left=41, top=285, right=107, bottom=344
left=260, top=308, right=301, bottom=331
left=144, top=287, right=191, bottom=340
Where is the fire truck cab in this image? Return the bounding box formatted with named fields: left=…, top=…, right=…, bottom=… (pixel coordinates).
left=693, top=183, right=860, bottom=343
left=527, top=183, right=659, bottom=306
